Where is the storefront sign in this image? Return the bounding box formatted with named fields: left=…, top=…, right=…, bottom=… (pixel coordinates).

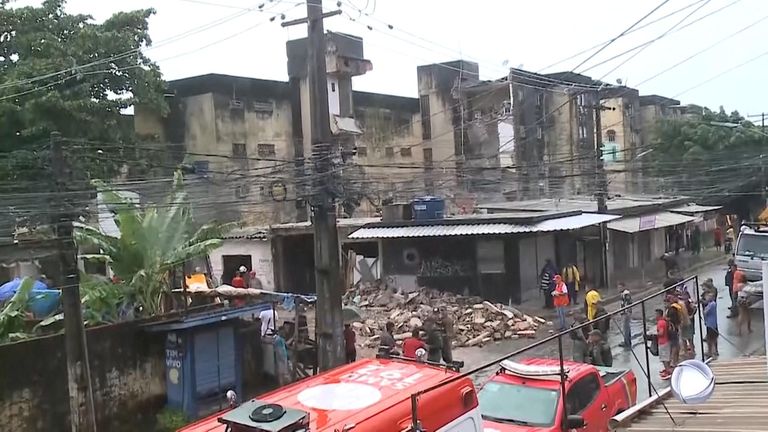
left=639, top=215, right=657, bottom=230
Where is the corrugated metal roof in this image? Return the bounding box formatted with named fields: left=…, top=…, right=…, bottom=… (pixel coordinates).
left=271, top=217, right=380, bottom=231
left=348, top=213, right=619, bottom=240
left=479, top=196, right=687, bottom=213
left=670, top=204, right=723, bottom=214
left=608, top=211, right=696, bottom=233
left=624, top=357, right=768, bottom=432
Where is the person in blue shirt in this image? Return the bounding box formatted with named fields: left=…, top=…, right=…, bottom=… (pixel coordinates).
left=703, top=292, right=719, bottom=360
left=273, top=325, right=291, bottom=385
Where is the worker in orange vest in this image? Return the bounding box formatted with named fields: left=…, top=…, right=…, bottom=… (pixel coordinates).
left=552, top=274, right=570, bottom=331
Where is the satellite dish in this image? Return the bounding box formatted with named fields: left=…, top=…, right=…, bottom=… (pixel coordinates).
left=616, top=78, right=623, bottom=85
left=670, top=359, right=715, bottom=404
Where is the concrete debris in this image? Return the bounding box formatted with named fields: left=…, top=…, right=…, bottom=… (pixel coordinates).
left=343, top=280, right=550, bottom=348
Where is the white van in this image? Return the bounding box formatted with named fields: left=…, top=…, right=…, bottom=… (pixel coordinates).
left=734, top=225, right=768, bottom=281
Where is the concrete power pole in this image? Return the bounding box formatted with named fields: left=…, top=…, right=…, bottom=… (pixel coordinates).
left=283, top=0, right=345, bottom=370
left=51, top=132, right=97, bottom=432
left=593, top=104, right=612, bottom=289
left=763, top=113, right=766, bottom=206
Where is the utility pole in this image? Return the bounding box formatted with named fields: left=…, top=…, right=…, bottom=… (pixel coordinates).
left=51, top=132, right=97, bottom=432
left=762, top=113, right=766, bottom=206
left=593, top=104, right=613, bottom=289
left=282, top=0, right=345, bottom=370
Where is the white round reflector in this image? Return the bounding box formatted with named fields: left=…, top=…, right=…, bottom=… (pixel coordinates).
left=670, top=359, right=716, bottom=404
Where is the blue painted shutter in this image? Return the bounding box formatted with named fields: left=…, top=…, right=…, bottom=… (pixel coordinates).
left=194, top=327, right=236, bottom=396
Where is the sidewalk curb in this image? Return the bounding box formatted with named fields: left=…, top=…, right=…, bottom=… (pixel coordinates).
left=601, top=254, right=730, bottom=308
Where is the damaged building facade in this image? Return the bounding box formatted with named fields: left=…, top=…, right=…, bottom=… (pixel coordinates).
left=460, top=69, right=601, bottom=202
left=134, top=32, right=424, bottom=225
left=599, top=86, right=643, bottom=196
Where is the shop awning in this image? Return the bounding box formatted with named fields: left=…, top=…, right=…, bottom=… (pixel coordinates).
left=607, top=211, right=696, bottom=233
left=347, top=213, right=619, bottom=240
left=669, top=204, right=722, bottom=215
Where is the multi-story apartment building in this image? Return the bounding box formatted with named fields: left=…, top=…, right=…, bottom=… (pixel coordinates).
left=639, top=94, right=685, bottom=141
left=134, top=33, right=424, bottom=225
left=135, top=30, right=690, bottom=225
left=599, top=86, right=642, bottom=196
left=456, top=68, right=600, bottom=200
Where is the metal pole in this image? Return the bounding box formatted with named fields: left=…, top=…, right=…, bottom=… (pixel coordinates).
left=557, top=334, right=568, bottom=423
left=292, top=299, right=299, bottom=381
left=694, top=276, right=705, bottom=362
left=594, top=102, right=610, bottom=289
left=51, top=132, right=97, bottom=432
left=763, top=261, right=768, bottom=376
left=410, top=394, right=420, bottom=431
left=640, top=302, right=652, bottom=398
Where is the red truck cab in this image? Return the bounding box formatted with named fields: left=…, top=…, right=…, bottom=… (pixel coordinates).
left=479, top=359, right=637, bottom=432
left=178, top=357, right=482, bottom=432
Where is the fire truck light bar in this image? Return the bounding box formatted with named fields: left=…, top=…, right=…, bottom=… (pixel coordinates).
left=499, top=360, right=569, bottom=378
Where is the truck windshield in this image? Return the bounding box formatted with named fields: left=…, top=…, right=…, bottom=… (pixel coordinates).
left=737, top=233, right=768, bottom=259
left=478, top=381, right=559, bottom=427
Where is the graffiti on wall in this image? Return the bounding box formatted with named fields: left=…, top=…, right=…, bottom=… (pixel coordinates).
left=417, top=257, right=471, bottom=277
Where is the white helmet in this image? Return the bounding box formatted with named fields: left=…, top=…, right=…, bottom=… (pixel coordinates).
left=415, top=347, right=427, bottom=362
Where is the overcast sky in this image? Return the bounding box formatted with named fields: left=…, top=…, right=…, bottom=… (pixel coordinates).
left=14, top=0, right=768, bottom=117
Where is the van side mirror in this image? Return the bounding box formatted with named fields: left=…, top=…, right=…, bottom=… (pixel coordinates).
left=566, top=415, right=585, bottom=429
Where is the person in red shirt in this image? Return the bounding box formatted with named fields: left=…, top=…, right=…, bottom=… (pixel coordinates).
left=344, top=323, right=356, bottom=363
left=655, top=308, right=672, bottom=380
left=230, top=271, right=246, bottom=307
left=552, top=275, right=569, bottom=331
left=713, top=226, right=722, bottom=252
left=402, top=328, right=427, bottom=360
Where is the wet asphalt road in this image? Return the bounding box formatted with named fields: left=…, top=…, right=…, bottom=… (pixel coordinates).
left=459, top=261, right=767, bottom=395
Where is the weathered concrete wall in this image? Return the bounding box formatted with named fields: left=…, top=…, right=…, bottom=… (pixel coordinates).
left=0, top=322, right=166, bottom=432
left=353, top=103, right=423, bottom=212
left=417, top=61, right=480, bottom=212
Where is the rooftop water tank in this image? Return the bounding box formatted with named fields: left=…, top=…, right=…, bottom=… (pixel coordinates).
left=411, top=196, right=445, bottom=220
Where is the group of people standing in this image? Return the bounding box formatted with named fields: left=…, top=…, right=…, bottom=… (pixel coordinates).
left=345, top=307, right=455, bottom=365
left=570, top=310, right=613, bottom=367
left=669, top=225, right=704, bottom=256
left=651, top=270, right=732, bottom=381
left=713, top=225, right=736, bottom=254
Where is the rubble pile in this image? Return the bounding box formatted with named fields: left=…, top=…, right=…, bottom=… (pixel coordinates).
left=344, top=281, right=550, bottom=348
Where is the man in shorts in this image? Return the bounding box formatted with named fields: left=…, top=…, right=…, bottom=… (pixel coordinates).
left=656, top=308, right=673, bottom=380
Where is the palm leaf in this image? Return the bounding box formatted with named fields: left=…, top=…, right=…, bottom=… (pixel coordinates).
left=0, top=277, right=36, bottom=341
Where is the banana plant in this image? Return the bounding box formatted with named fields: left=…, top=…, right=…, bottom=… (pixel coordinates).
left=0, top=278, right=35, bottom=343
left=74, top=171, right=234, bottom=317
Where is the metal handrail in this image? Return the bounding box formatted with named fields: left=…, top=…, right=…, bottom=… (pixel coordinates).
left=608, top=357, right=712, bottom=430
left=408, top=274, right=704, bottom=431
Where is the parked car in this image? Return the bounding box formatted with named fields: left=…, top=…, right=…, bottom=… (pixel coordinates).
left=734, top=224, right=768, bottom=281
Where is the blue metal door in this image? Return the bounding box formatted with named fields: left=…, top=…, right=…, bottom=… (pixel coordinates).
left=193, top=326, right=236, bottom=396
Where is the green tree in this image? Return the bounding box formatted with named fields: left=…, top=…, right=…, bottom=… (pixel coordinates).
left=0, top=0, right=166, bottom=182
left=647, top=105, right=766, bottom=202
left=74, top=172, right=235, bottom=316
